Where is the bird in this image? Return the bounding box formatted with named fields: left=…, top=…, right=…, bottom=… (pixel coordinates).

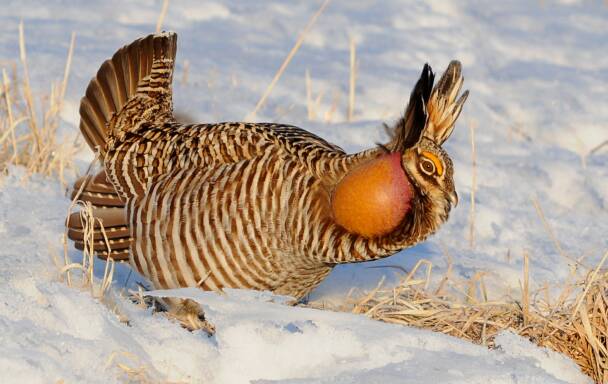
left=67, top=32, right=468, bottom=304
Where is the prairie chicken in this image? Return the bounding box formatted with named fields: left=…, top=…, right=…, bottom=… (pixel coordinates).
left=67, top=32, right=468, bottom=301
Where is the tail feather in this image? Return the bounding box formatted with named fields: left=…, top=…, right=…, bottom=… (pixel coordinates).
left=72, top=32, right=177, bottom=262
left=79, top=32, right=177, bottom=152
left=71, top=172, right=124, bottom=206
left=67, top=172, right=131, bottom=261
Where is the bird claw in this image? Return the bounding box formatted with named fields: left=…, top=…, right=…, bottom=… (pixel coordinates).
left=167, top=298, right=216, bottom=336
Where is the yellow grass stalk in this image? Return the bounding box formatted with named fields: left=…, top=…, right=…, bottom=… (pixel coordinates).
left=522, top=251, right=530, bottom=325
left=468, top=119, right=477, bottom=248
left=245, top=0, right=331, bottom=121
left=306, top=69, right=314, bottom=120
left=571, top=250, right=608, bottom=317
left=324, top=88, right=340, bottom=123
left=0, top=23, right=81, bottom=184
left=156, top=0, right=170, bottom=33
left=532, top=197, right=587, bottom=269
left=1, top=69, right=17, bottom=156
left=347, top=37, right=356, bottom=122
left=180, top=59, right=190, bottom=85
left=18, top=21, right=41, bottom=154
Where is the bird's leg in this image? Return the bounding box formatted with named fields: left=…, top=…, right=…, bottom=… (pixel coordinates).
left=130, top=284, right=215, bottom=335
left=166, top=298, right=216, bottom=335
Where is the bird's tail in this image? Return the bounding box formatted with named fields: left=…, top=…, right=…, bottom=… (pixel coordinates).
left=78, top=32, right=177, bottom=154
left=66, top=170, right=131, bottom=261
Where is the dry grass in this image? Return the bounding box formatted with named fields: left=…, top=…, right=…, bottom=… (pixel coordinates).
left=348, top=252, right=608, bottom=383
left=50, top=165, right=130, bottom=325
left=0, top=23, right=82, bottom=186
left=468, top=119, right=477, bottom=248
left=245, top=0, right=331, bottom=121
left=347, top=37, right=357, bottom=122
left=155, top=0, right=170, bottom=33
left=57, top=184, right=117, bottom=300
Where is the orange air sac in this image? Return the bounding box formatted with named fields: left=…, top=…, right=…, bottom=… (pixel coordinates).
left=331, top=152, right=413, bottom=238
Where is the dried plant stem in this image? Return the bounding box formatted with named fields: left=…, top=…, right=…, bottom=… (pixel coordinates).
left=324, top=88, right=340, bottom=123
left=245, top=0, right=331, bottom=121
left=589, top=138, right=608, bottom=155
left=1, top=69, right=17, bottom=157
left=347, top=37, right=356, bottom=122
left=1, top=23, right=81, bottom=184
left=156, top=0, right=170, bottom=33
left=59, top=32, right=75, bottom=104
left=305, top=69, right=314, bottom=120
left=468, top=120, right=477, bottom=248
left=181, top=59, right=190, bottom=85
left=571, top=249, right=608, bottom=317
left=522, top=251, right=530, bottom=325
left=532, top=197, right=585, bottom=268
left=18, top=21, right=41, bottom=154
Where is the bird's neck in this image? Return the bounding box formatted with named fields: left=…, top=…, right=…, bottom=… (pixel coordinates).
left=323, top=151, right=452, bottom=264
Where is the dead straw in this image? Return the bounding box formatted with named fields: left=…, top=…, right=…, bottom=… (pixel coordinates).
left=347, top=251, right=608, bottom=382
left=245, top=0, right=331, bottom=121
left=468, top=119, right=477, bottom=248
left=347, top=37, right=356, bottom=122
left=0, top=23, right=81, bottom=185
left=155, top=0, right=170, bottom=33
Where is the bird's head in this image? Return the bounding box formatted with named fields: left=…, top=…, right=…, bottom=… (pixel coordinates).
left=401, top=136, right=458, bottom=219
left=332, top=61, right=467, bottom=240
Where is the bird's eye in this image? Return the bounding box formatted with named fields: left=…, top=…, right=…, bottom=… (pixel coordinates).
left=420, top=158, right=436, bottom=175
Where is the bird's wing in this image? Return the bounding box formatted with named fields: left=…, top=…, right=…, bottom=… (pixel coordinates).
left=108, top=121, right=347, bottom=198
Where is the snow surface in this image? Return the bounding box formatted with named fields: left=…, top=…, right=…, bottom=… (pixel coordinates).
left=1, top=0, right=607, bottom=383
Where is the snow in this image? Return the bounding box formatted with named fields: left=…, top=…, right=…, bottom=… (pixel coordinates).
left=1, top=0, right=607, bottom=383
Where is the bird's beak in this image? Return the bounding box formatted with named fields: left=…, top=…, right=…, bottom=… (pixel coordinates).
left=449, top=190, right=459, bottom=207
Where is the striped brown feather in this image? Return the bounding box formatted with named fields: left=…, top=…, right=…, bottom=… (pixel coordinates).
left=68, top=172, right=131, bottom=261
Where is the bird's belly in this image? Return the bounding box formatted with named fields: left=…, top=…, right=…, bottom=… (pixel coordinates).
left=126, top=157, right=333, bottom=298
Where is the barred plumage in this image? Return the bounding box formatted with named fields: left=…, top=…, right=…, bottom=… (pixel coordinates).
left=68, top=32, right=468, bottom=301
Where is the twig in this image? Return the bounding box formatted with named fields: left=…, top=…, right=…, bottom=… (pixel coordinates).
left=1, top=69, right=17, bottom=157
left=181, top=59, right=190, bottom=85
left=305, top=69, right=314, bottom=120
left=324, top=88, right=340, bottom=123
left=19, top=21, right=41, bottom=154
left=347, top=37, right=356, bottom=122
left=155, top=0, right=170, bottom=33
left=571, top=249, right=608, bottom=318
left=522, top=251, right=530, bottom=326
left=589, top=139, right=608, bottom=155
left=468, top=120, right=477, bottom=249
left=532, top=197, right=585, bottom=268
left=59, top=32, right=75, bottom=105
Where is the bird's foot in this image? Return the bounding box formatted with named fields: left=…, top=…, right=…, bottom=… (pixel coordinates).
left=167, top=298, right=216, bottom=336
